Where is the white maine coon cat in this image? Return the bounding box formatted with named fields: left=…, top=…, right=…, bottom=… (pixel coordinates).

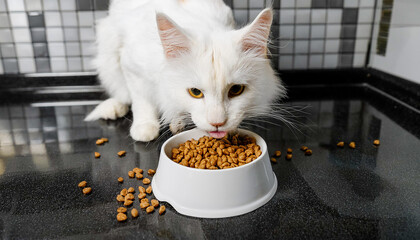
left=85, top=0, right=285, bottom=142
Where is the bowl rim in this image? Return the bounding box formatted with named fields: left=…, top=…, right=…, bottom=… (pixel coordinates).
left=160, top=128, right=268, bottom=172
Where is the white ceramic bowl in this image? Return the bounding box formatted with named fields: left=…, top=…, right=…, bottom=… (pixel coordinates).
left=151, top=128, right=277, bottom=218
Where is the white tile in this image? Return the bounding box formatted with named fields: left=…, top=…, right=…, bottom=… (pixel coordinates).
left=94, top=11, right=108, bottom=21
left=323, top=54, right=338, bottom=68
left=63, top=28, right=79, bottom=41
left=359, top=0, right=374, bottom=7
left=79, top=28, right=95, bottom=41
left=344, top=0, right=358, bottom=8
left=15, top=43, right=33, bottom=57
left=353, top=53, right=366, bottom=67
left=327, top=9, right=342, bottom=24
left=46, top=28, right=64, bottom=42
left=233, top=9, right=247, bottom=27
left=62, top=12, right=78, bottom=27
left=356, top=24, right=371, bottom=38
left=294, top=40, right=309, bottom=54
left=18, top=58, right=36, bottom=73
left=311, top=25, right=325, bottom=38
left=280, top=9, right=294, bottom=24
left=82, top=57, right=94, bottom=71
left=233, top=0, right=247, bottom=8
left=0, top=13, right=9, bottom=27
left=50, top=57, right=67, bottom=72
left=0, top=29, right=13, bottom=43
left=311, top=9, right=326, bottom=24
left=7, top=0, right=25, bottom=11
left=78, top=11, right=94, bottom=27
left=358, top=9, right=373, bottom=23
left=296, top=0, right=311, bottom=8
left=325, top=39, right=340, bottom=53
left=44, top=12, right=62, bottom=27
left=67, top=57, right=82, bottom=71
left=310, top=40, right=324, bottom=53
left=81, top=42, right=95, bottom=56
left=295, top=25, right=310, bottom=39
left=355, top=39, right=369, bottom=53
left=279, top=55, right=293, bottom=70
left=281, top=0, right=295, bottom=8
left=0, top=60, right=3, bottom=74
left=9, top=12, right=28, bottom=27
left=296, top=9, right=310, bottom=24
left=249, top=0, right=264, bottom=8
left=294, top=55, right=308, bottom=69
left=279, top=40, right=293, bottom=54
left=326, top=25, right=341, bottom=38
left=65, top=42, right=80, bottom=56
left=25, top=0, right=42, bottom=11
left=309, top=54, right=323, bottom=68
left=279, top=25, right=294, bottom=39
left=43, top=0, right=59, bottom=10
left=48, top=42, right=65, bottom=56
left=12, top=28, right=31, bottom=42
left=59, top=0, right=76, bottom=10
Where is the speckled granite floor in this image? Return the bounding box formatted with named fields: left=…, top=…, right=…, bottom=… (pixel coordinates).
left=0, top=85, right=419, bottom=239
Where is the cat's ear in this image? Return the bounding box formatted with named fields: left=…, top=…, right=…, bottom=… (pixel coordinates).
left=240, top=8, right=273, bottom=56
left=156, top=13, right=190, bottom=59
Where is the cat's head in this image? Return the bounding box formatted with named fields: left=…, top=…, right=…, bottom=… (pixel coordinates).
left=157, top=8, right=285, bottom=138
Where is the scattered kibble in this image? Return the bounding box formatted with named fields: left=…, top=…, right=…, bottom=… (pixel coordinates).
left=146, top=186, right=152, bottom=194
left=136, top=173, right=143, bottom=179
left=118, top=177, right=124, bottom=183
left=131, top=208, right=139, bottom=218
left=125, top=193, right=134, bottom=200
left=274, top=150, right=281, bottom=157
left=116, top=195, right=124, bottom=202
left=337, top=142, right=344, bottom=147
left=159, top=206, right=166, bottom=215
left=286, top=154, right=292, bottom=160
left=78, top=181, right=87, bottom=188
left=300, top=146, right=308, bottom=151
left=138, top=192, right=146, bottom=199
left=287, top=148, right=292, bottom=153
left=82, top=187, right=92, bottom=195
left=140, top=202, right=150, bottom=209
left=94, top=152, right=101, bottom=158
left=138, top=186, right=145, bottom=193
left=117, top=212, right=127, bottom=222
left=124, top=200, right=133, bottom=206
left=117, top=207, right=127, bottom=213
left=270, top=157, right=277, bottom=163
left=120, top=188, right=128, bottom=196
left=141, top=198, right=149, bottom=203
left=349, top=142, right=356, bottom=149
left=305, top=149, right=312, bottom=156
left=146, top=206, right=155, bottom=214
left=101, top=138, right=108, bottom=142
left=117, top=150, right=126, bottom=157
left=143, top=178, right=151, bottom=185
left=128, top=171, right=134, bottom=178
left=373, top=140, right=380, bottom=146
left=151, top=199, right=159, bottom=208
left=133, top=168, right=143, bottom=174
left=96, top=139, right=104, bottom=145
left=128, top=187, right=135, bottom=193
left=148, top=169, right=156, bottom=176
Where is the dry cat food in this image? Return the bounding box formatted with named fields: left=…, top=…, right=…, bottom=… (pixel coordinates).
left=270, top=157, right=277, bottom=163
left=146, top=206, right=155, bottom=214
left=128, top=187, right=135, bottom=193
left=117, top=207, right=127, bottom=213
left=138, top=186, right=146, bottom=193
left=138, top=192, right=146, bottom=199
left=146, top=186, right=152, bottom=194
left=287, top=148, right=292, bottom=153
left=143, top=178, right=151, bottom=185
left=83, top=187, right=92, bottom=195
left=117, top=150, right=126, bottom=157
left=118, top=177, right=124, bottom=183
left=94, top=152, right=101, bottom=158
left=136, top=172, right=143, bottom=179
left=128, top=171, right=134, bottom=178
left=148, top=169, right=156, bottom=176
left=159, top=205, right=166, bottom=215
left=131, top=208, right=139, bottom=218
left=286, top=154, right=292, bottom=160
left=337, top=142, right=344, bottom=147
left=117, top=212, right=127, bottom=222
left=120, top=188, right=128, bottom=196
left=140, top=201, right=150, bottom=209
left=151, top=199, right=159, bottom=208
left=349, top=142, right=356, bottom=149
left=274, top=150, right=281, bottom=157
left=373, top=140, right=380, bottom=146
left=78, top=181, right=87, bottom=188
left=300, top=146, right=308, bottom=151
left=305, top=149, right=312, bottom=156
left=171, top=134, right=262, bottom=170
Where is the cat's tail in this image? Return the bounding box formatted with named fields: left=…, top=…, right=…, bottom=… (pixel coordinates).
left=84, top=98, right=129, bottom=121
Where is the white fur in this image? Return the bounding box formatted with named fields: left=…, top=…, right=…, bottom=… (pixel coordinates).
left=85, top=0, right=285, bottom=142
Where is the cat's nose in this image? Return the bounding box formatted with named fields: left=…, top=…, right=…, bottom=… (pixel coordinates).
left=210, top=121, right=226, bottom=127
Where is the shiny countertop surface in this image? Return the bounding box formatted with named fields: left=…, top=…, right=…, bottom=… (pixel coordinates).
left=0, top=89, right=419, bottom=239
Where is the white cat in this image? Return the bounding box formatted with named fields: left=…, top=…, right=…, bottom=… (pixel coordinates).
left=85, top=0, right=285, bottom=142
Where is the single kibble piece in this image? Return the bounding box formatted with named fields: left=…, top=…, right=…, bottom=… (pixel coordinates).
left=78, top=181, right=87, bottom=188
left=118, top=177, right=124, bottom=183
left=305, top=149, right=312, bottom=156
left=141, top=198, right=149, bottom=203
left=124, top=200, right=133, bottom=206
left=146, top=206, right=155, bottom=214
left=337, top=142, right=344, bottom=147
left=274, top=150, right=281, bottom=157
left=136, top=173, right=143, bottom=179
left=128, top=187, right=135, bottom=193
left=143, top=178, right=151, bottom=185
left=117, top=213, right=127, bottom=222
left=133, top=168, right=143, bottom=174
left=147, top=169, right=156, bottom=176
left=373, top=140, right=380, bottom=146
left=117, top=150, right=126, bottom=157
left=94, top=152, right=101, bottom=158
left=138, top=186, right=146, bottom=193
left=146, top=186, right=152, bottom=194
left=140, top=202, right=150, bottom=209
left=159, top=205, right=166, bottom=215
left=120, top=188, right=128, bottom=196
left=286, top=154, right=292, bottom=160
left=125, top=193, right=134, bottom=200
left=96, top=139, right=104, bottom=145
left=300, top=146, right=308, bottom=151
left=82, top=187, right=92, bottom=195
left=116, top=195, right=124, bottom=202
left=270, top=157, right=277, bottom=163
left=349, top=142, right=356, bottom=149
left=101, top=138, right=108, bottom=142
left=117, top=207, right=127, bottom=213
left=151, top=199, right=159, bottom=208
left=131, top=208, right=139, bottom=218
left=128, top=171, right=134, bottom=178
left=138, top=192, right=146, bottom=199
left=287, top=148, right=292, bottom=153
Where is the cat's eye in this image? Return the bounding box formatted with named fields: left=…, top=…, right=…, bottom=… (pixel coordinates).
left=188, top=88, right=203, bottom=98
left=228, top=84, right=245, bottom=97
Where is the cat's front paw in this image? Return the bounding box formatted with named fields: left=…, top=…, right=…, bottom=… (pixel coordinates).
left=130, top=122, right=160, bottom=142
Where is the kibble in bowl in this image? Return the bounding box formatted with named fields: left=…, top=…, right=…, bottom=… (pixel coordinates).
left=152, top=128, right=277, bottom=218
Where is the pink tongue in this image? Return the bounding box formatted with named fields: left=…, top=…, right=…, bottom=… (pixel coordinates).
left=209, top=131, right=227, bottom=139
